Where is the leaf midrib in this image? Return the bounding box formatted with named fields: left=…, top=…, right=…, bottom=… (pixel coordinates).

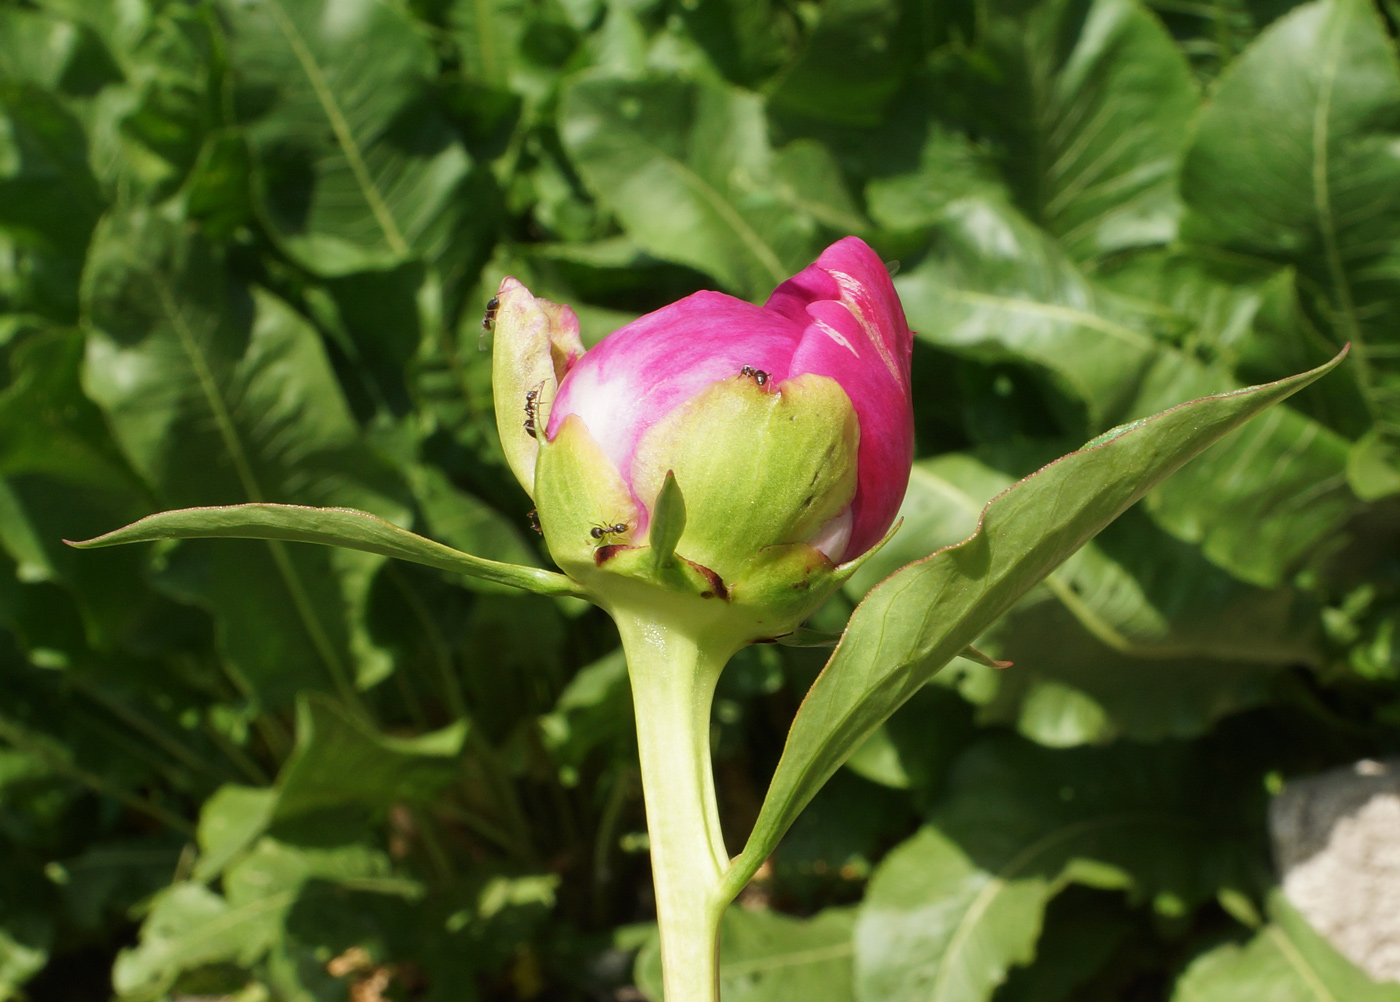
left=261, top=0, right=409, bottom=256
left=155, top=276, right=365, bottom=714
left=929, top=811, right=1201, bottom=1002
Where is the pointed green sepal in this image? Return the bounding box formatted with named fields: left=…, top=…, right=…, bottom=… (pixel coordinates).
left=649, top=471, right=686, bottom=571
left=490, top=278, right=586, bottom=498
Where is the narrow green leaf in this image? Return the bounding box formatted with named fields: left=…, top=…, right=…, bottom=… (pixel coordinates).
left=649, top=471, right=686, bottom=571
left=723, top=351, right=1347, bottom=898
left=66, top=502, right=584, bottom=597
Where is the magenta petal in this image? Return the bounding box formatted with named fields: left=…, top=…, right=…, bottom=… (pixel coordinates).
left=775, top=238, right=914, bottom=559
left=547, top=291, right=805, bottom=493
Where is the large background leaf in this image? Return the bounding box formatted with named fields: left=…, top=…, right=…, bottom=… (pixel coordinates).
left=2, top=0, right=1398, bottom=997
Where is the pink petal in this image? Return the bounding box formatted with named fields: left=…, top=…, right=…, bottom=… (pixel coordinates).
left=547, top=291, right=805, bottom=496
left=772, top=237, right=914, bottom=560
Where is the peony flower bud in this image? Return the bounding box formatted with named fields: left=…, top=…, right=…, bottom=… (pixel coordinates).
left=491, top=237, right=914, bottom=643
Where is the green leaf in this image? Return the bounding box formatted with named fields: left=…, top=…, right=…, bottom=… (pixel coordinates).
left=537, top=648, right=633, bottom=784
left=896, top=195, right=1356, bottom=585
left=79, top=206, right=412, bottom=707
left=274, top=692, right=465, bottom=820
left=1172, top=892, right=1400, bottom=1002
left=115, top=837, right=408, bottom=998
left=559, top=73, right=864, bottom=299
left=0, top=81, right=105, bottom=322
left=1127, top=355, right=1355, bottom=588
left=966, top=0, right=1199, bottom=260
left=193, top=785, right=277, bottom=883
left=635, top=906, right=856, bottom=1002
left=895, top=195, right=1163, bottom=429
left=849, top=453, right=1317, bottom=743
left=112, top=882, right=272, bottom=997
left=190, top=694, right=464, bottom=879
left=722, top=351, right=1346, bottom=897
left=766, top=0, right=914, bottom=126
left=1182, top=0, right=1400, bottom=450
left=219, top=0, right=475, bottom=276
left=854, top=736, right=1261, bottom=1002
left=67, top=502, right=582, bottom=597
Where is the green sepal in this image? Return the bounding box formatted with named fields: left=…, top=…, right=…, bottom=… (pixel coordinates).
left=534, top=413, right=641, bottom=579
left=649, top=471, right=686, bottom=571
left=628, top=372, right=859, bottom=581
left=490, top=278, right=585, bottom=498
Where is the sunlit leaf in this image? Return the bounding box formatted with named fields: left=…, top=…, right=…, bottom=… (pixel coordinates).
left=854, top=736, right=1261, bottom=1002
left=723, top=351, right=1345, bottom=897
left=1172, top=893, right=1400, bottom=1002
left=559, top=73, right=864, bottom=299
left=220, top=0, right=475, bottom=276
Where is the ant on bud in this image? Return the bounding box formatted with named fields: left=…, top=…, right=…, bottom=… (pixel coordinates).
left=589, top=521, right=630, bottom=544
left=739, top=365, right=770, bottom=387
left=482, top=296, right=500, bottom=332
left=524, top=383, right=545, bottom=439
left=526, top=509, right=542, bottom=535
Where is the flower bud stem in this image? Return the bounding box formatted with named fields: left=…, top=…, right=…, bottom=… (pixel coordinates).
left=614, top=610, right=739, bottom=1002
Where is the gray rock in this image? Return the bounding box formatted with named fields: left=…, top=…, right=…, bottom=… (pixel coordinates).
left=1270, top=758, right=1400, bottom=983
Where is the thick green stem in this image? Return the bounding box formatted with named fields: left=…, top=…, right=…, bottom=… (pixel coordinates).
left=614, top=611, right=737, bottom=1002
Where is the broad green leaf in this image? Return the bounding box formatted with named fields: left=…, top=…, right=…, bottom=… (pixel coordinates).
left=897, top=195, right=1356, bottom=585
left=80, top=207, right=411, bottom=706
left=112, top=882, right=271, bottom=997
left=1172, top=893, right=1400, bottom=1002
left=193, top=784, right=277, bottom=883
left=667, top=0, right=797, bottom=88
left=0, top=81, right=105, bottom=322
left=114, top=837, right=408, bottom=998
left=635, top=906, right=857, bottom=1002
left=1181, top=0, right=1400, bottom=457
left=189, top=694, right=464, bottom=878
left=722, top=351, right=1345, bottom=898
left=962, top=0, right=1198, bottom=260
left=537, top=648, right=633, bottom=784
left=854, top=737, right=1261, bottom=1002
left=766, top=0, right=913, bottom=126
left=0, top=7, right=83, bottom=90
left=219, top=0, right=474, bottom=276
left=274, top=692, right=465, bottom=820
left=559, top=73, right=864, bottom=300
left=0, top=328, right=171, bottom=647
left=848, top=455, right=1310, bottom=744
left=895, top=195, right=1162, bottom=429
left=68, top=502, right=581, bottom=597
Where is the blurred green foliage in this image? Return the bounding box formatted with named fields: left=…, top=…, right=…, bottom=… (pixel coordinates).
left=0, top=0, right=1398, bottom=998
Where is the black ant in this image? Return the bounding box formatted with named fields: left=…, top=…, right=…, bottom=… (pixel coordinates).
left=524, top=384, right=545, bottom=439
left=740, top=365, right=770, bottom=387
left=589, top=521, right=630, bottom=544
left=482, top=296, right=500, bottom=332
left=526, top=509, right=542, bottom=534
